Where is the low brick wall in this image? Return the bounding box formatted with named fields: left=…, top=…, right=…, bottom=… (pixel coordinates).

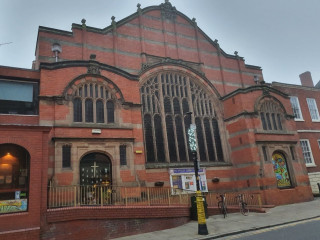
left=42, top=206, right=190, bottom=239
left=0, top=227, right=40, bottom=240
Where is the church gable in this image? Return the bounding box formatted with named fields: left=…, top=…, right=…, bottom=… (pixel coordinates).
left=35, top=0, right=262, bottom=97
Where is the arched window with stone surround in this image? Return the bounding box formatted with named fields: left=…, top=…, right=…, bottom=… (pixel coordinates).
left=259, top=99, right=285, bottom=131
left=140, top=72, right=225, bottom=164
left=272, top=152, right=292, bottom=188
left=71, top=81, right=117, bottom=124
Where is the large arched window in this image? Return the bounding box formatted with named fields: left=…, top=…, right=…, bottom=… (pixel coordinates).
left=141, top=72, right=224, bottom=163
left=72, top=82, right=115, bottom=124
left=259, top=100, right=284, bottom=131
left=0, top=144, right=29, bottom=214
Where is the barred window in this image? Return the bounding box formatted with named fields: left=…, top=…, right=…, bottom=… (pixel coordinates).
left=62, top=145, right=71, bottom=168
left=260, top=100, right=284, bottom=131
left=141, top=73, right=224, bottom=163
left=72, top=82, right=115, bottom=124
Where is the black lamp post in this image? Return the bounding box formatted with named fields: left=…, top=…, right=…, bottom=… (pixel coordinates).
left=186, top=112, right=208, bottom=235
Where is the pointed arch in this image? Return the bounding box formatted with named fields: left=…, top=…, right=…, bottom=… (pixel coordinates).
left=140, top=67, right=227, bottom=164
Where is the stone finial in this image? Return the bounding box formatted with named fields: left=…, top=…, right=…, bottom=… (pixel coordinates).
left=160, top=0, right=176, bottom=20
left=137, top=3, right=142, bottom=15
left=81, top=18, right=86, bottom=28
left=214, top=39, right=220, bottom=49
left=234, top=51, right=238, bottom=56
left=111, top=16, right=116, bottom=29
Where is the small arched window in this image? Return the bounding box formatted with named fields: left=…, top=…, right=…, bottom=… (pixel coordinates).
left=259, top=100, right=285, bottom=132
left=72, top=82, right=116, bottom=124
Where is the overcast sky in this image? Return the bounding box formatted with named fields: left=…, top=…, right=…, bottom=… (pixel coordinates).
left=0, top=0, right=319, bottom=85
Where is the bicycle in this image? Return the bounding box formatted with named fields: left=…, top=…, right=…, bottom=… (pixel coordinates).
left=236, top=194, right=249, bottom=215
left=217, top=194, right=227, bottom=218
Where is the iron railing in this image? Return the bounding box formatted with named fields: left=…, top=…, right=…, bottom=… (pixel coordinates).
left=48, top=185, right=262, bottom=209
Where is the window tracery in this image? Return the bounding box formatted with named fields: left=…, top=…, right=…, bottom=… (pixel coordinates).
left=72, top=82, right=115, bottom=124
left=259, top=100, right=284, bottom=131
left=141, top=72, right=224, bottom=164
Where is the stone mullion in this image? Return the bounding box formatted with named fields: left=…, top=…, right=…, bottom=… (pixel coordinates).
left=158, top=74, right=170, bottom=163
left=103, top=99, right=107, bottom=124
left=92, top=83, right=97, bottom=123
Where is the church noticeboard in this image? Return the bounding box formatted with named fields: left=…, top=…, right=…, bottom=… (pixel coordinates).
left=169, top=168, right=207, bottom=194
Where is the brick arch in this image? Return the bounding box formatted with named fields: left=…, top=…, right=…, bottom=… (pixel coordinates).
left=0, top=137, right=34, bottom=157
left=62, top=74, right=125, bottom=103
left=139, top=66, right=229, bottom=164
left=139, top=64, right=221, bottom=99
left=78, top=149, right=114, bottom=165
left=79, top=151, right=113, bottom=186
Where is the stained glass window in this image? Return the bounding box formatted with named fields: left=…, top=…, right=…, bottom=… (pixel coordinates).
left=272, top=152, right=292, bottom=188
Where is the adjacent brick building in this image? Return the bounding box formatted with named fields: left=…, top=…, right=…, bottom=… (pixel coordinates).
left=0, top=1, right=314, bottom=239
left=273, top=71, right=320, bottom=194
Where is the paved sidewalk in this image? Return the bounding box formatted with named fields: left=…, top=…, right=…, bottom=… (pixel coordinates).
left=116, top=197, right=320, bottom=240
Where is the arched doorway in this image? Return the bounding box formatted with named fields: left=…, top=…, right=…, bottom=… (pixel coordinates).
left=272, top=152, right=292, bottom=188
left=0, top=144, right=29, bottom=214
left=80, top=152, right=111, bottom=186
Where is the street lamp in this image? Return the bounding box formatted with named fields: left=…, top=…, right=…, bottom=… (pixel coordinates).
left=186, top=112, right=208, bottom=235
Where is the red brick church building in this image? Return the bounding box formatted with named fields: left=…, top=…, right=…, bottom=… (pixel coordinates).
left=0, top=1, right=313, bottom=239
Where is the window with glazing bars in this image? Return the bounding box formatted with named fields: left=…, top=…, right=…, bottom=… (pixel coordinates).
left=306, top=98, right=320, bottom=121
left=300, top=139, right=315, bottom=166
left=290, top=96, right=303, bottom=120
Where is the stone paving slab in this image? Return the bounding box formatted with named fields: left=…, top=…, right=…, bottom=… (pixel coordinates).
left=115, top=198, right=320, bottom=240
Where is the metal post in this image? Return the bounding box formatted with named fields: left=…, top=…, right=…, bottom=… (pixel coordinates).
left=186, top=112, right=208, bottom=235
left=192, top=151, right=208, bottom=235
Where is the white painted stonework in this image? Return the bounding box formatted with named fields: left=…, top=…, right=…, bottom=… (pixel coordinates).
left=308, top=172, right=320, bottom=193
